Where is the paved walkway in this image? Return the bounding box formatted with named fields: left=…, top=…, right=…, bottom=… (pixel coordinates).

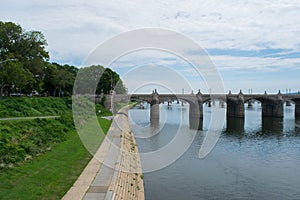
left=0, top=116, right=60, bottom=121
left=101, top=116, right=114, bottom=121
left=63, top=107, right=144, bottom=200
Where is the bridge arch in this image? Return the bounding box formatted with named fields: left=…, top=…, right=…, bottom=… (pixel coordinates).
left=103, top=91, right=300, bottom=130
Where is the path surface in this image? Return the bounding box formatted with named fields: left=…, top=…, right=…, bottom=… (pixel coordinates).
left=63, top=107, right=144, bottom=200
left=101, top=116, right=114, bottom=121
left=0, top=116, right=60, bottom=121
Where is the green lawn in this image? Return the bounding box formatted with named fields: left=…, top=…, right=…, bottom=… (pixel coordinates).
left=0, top=97, right=72, bottom=118
left=0, top=117, right=112, bottom=200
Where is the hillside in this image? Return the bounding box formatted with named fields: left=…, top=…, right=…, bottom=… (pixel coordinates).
left=0, top=97, right=112, bottom=199
left=0, top=97, right=71, bottom=118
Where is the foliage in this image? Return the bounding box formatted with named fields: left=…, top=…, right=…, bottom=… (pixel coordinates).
left=0, top=60, right=34, bottom=96
left=74, top=65, right=127, bottom=95
left=98, top=67, right=127, bottom=94
left=1, top=21, right=126, bottom=98
left=95, top=103, right=113, bottom=117
left=0, top=22, right=48, bottom=98
left=43, top=63, right=77, bottom=97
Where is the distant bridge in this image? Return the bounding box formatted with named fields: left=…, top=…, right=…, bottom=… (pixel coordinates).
left=98, top=90, right=300, bottom=129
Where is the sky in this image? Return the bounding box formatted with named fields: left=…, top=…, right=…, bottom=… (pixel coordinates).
left=1, top=0, right=300, bottom=94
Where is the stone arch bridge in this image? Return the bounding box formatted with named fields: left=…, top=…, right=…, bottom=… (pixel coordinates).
left=97, top=90, right=300, bottom=129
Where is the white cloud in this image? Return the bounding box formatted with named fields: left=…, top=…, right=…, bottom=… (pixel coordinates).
left=211, top=55, right=300, bottom=72
left=1, top=0, right=300, bottom=91
left=1, top=0, right=300, bottom=62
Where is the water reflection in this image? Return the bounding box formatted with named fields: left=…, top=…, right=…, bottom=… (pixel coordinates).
left=130, top=102, right=300, bottom=200
left=262, top=117, right=283, bottom=136
left=295, top=117, right=300, bottom=133
left=189, top=117, right=203, bottom=130
left=150, top=117, right=159, bottom=128
left=226, top=117, right=244, bottom=134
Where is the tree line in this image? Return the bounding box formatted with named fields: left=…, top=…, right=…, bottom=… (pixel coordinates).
left=0, top=21, right=126, bottom=99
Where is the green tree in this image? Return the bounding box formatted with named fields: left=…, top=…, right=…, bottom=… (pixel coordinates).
left=0, top=21, right=126, bottom=98
left=0, top=21, right=49, bottom=97
left=74, top=65, right=105, bottom=95
left=0, top=60, right=33, bottom=98
left=43, top=63, right=75, bottom=97
left=98, top=68, right=126, bottom=94
left=74, top=65, right=127, bottom=95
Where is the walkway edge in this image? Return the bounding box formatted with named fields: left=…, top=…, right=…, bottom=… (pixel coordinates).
left=0, top=116, right=60, bottom=121
left=62, top=157, right=101, bottom=200
left=62, top=106, right=144, bottom=200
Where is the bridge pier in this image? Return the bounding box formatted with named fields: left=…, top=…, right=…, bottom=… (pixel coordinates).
left=103, top=94, right=112, bottom=111
left=150, top=90, right=159, bottom=122
left=227, top=91, right=244, bottom=118
left=294, top=100, right=300, bottom=117
left=261, top=93, right=284, bottom=118
left=262, top=101, right=283, bottom=117
left=189, top=117, right=203, bottom=130
left=102, top=92, right=117, bottom=114
left=189, top=90, right=203, bottom=130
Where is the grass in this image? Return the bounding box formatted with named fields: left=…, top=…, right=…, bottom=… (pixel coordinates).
left=95, top=103, right=112, bottom=117
left=0, top=116, right=74, bottom=165
left=0, top=117, right=112, bottom=200
left=0, top=97, right=110, bottom=166
left=0, top=97, right=72, bottom=118
left=0, top=97, right=113, bottom=199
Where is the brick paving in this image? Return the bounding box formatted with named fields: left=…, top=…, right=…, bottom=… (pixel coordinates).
left=63, top=107, right=144, bottom=200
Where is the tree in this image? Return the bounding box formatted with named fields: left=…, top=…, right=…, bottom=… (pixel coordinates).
left=0, top=22, right=23, bottom=60
left=0, top=60, right=33, bottom=98
left=74, top=65, right=127, bottom=95
left=74, top=65, right=105, bottom=95
left=0, top=21, right=49, bottom=97
left=0, top=21, right=126, bottom=98
left=52, top=68, right=74, bottom=97
left=43, top=63, right=75, bottom=97
left=97, top=67, right=126, bottom=94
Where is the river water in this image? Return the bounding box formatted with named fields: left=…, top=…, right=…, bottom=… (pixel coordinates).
left=129, top=101, right=300, bottom=200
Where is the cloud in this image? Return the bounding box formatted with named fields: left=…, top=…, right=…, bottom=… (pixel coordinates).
left=1, top=0, right=300, bottom=91
left=210, top=55, right=300, bottom=72
left=2, top=0, right=300, bottom=61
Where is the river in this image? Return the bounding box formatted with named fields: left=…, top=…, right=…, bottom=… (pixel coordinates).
left=129, top=101, right=300, bottom=200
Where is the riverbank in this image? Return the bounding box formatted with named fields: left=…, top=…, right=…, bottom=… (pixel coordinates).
left=0, top=97, right=74, bottom=169
left=63, top=106, right=144, bottom=200
left=0, top=97, right=112, bottom=199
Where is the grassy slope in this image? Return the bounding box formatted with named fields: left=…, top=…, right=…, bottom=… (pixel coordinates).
left=0, top=97, right=112, bottom=199
left=0, top=97, right=72, bottom=118
left=0, top=118, right=111, bottom=200
left=0, top=116, right=74, bottom=164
